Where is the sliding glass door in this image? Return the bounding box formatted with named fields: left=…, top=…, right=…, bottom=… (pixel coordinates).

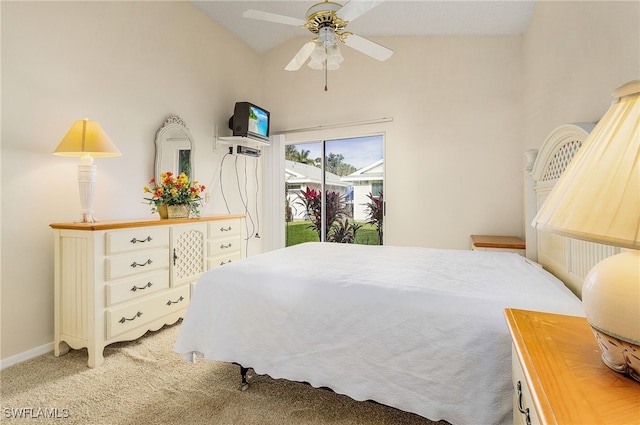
left=285, top=135, right=384, bottom=246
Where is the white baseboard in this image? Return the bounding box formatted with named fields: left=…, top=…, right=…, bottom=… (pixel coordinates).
left=0, top=342, right=53, bottom=370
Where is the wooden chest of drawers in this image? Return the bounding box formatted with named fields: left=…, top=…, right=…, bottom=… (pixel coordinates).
left=51, top=215, right=244, bottom=367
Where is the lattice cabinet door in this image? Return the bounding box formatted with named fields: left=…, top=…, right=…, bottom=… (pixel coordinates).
left=170, top=223, right=208, bottom=287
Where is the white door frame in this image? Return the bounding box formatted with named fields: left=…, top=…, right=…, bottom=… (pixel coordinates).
left=262, top=134, right=286, bottom=252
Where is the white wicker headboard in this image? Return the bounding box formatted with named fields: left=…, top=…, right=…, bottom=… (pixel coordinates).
left=524, top=123, right=619, bottom=298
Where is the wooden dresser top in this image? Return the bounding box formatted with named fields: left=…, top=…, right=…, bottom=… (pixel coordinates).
left=505, top=308, right=640, bottom=425
left=50, top=215, right=245, bottom=231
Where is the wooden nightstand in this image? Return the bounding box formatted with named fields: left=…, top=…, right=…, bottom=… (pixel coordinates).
left=505, top=308, right=640, bottom=425
left=471, top=235, right=525, bottom=255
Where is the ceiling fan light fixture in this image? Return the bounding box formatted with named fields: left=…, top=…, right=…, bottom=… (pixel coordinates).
left=308, top=59, right=324, bottom=70
left=327, top=44, right=344, bottom=64
left=310, top=41, right=328, bottom=62
left=318, top=26, right=336, bottom=44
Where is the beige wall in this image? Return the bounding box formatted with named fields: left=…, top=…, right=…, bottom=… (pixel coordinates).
left=523, top=0, right=640, bottom=151
left=1, top=1, right=261, bottom=361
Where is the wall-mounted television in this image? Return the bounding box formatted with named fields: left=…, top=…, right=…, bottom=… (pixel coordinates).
left=228, top=101, right=270, bottom=143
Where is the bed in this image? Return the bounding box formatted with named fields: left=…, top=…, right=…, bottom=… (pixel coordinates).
left=174, top=123, right=610, bottom=425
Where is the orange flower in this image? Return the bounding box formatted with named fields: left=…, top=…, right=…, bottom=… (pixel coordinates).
left=143, top=171, right=206, bottom=217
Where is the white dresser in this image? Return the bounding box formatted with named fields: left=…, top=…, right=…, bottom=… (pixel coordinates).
left=50, top=215, right=245, bottom=367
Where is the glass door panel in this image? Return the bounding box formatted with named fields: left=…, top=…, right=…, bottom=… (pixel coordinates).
left=285, top=135, right=384, bottom=246
left=285, top=142, right=322, bottom=246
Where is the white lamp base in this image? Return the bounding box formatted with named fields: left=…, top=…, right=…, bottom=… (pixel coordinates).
left=76, top=212, right=96, bottom=224
left=76, top=154, right=97, bottom=223
left=583, top=250, right=640, bottom=382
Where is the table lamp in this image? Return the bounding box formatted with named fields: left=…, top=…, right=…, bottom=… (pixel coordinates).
left=53, top=119, right=121, bottom=223
left=533, top=80, right=640, bottom=381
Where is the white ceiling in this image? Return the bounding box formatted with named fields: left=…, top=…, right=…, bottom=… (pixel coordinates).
left=190, top=0, right=536, bottom=53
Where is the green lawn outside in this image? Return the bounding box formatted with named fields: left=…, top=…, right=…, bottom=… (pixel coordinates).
left=285, top=221, right=381, bottom=246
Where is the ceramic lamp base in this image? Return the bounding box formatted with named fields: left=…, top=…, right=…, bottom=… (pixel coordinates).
left=583, top=250, right=640, bottom=383
left=591, top=327, right=640, bottom=382
left=77, top=160, right=97, bottom=223
left=75, top=213, right=97, bottom=223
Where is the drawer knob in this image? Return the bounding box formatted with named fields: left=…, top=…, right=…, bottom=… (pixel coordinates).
left=166, top=296, right=185, bottom=306
left=130, top=259, right=152, bottom=268
left=516, top=381, right=532, bottom=425
left=220, top=243, right=232, bottom=249
left=119, top=311, right=143, bottom=324
left=130, top=236, right=152, bottom=244
left=130, top=282, right=153, bottom=292
left=220, top=226, right=232, bottom=232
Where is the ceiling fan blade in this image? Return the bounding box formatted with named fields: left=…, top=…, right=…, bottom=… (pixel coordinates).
left=243, top=10, right=306, bottom=27
left=338, top=0, right=385, bottom=22
left=343, top=33, right=393, bottom=61
left=285, top=41, right=316, bottom=71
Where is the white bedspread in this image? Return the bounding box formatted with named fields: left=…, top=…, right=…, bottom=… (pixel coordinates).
left=174, top=243, right=584, bottom=425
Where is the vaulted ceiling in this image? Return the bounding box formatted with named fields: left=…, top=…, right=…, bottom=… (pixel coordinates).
left=190, top=1, right=536, bottom=53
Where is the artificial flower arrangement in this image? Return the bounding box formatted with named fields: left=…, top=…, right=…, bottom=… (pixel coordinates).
left=143, top=171, right=206, bottom=217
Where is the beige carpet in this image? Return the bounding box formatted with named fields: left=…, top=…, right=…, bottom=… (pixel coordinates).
left=1, top=322, right=451, bottom=425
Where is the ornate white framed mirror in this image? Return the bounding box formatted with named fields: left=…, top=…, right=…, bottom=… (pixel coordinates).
left=154, top=116, right=195, bottom=182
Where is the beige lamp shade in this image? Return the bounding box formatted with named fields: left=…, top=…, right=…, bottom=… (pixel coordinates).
left=532, top=80, right=640, bottom=249
left=53, top=119, right=121, bottom=157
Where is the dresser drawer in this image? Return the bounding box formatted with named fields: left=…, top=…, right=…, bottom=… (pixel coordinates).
left=512, top=347, right=540, bottom=425
left=208, top=236, right=241, bottom=257
left=105, top=227, right=169, bottom=255
left=208, top=251, right=242, bottom=269
left=208, top=219, right=241, bottom=238
left=106, top=285, right=189, bottom=339
left=106, top=270, right=169, bottom=306
left=105, top=248, right=169, bottom=280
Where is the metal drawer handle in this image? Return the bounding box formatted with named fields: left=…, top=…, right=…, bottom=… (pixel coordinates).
left=130, top=282, right=153, bottom=292
left=130, top=259, right=152, bottom=268
left=130, top=236, right=152, bottom=244
left=119, top=311, right=143, bottom=324
left=220, top=243, right=232, bottom=249
left=516, top=381, right=532, bottom=425
left=220, top=226, right=232, bottom=232
left=220, top=260, right=232, bottom=266
left=166, top=296, right=185, bottom=306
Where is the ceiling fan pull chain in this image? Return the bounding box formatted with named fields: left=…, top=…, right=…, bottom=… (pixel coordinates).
left=325, top=62, right=328, bottom=91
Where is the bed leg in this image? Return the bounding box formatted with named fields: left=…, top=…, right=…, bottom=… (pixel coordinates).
left=239, top=365, right=249, bottom=391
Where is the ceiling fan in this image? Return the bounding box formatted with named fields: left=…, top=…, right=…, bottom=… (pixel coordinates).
left=243, top=0, right=393, bottom=90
